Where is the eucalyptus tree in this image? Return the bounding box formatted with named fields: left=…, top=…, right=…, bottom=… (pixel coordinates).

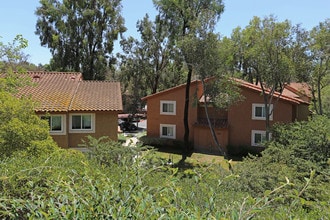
left=181, top=32, right=241, bottom=156
left=308, top=19, right=330, bottom=116
left=118, top=14, right=184, bottom=113
left=35, top=0, right=126, bottom=80
left=153, top=0, right=224, bottom=159
left=226, top=16, right=307, bottom=140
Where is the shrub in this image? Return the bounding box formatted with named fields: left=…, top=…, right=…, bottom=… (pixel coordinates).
left=271, top=115, right=330, bottom=167
left=0, top=92, right=57, bottom=157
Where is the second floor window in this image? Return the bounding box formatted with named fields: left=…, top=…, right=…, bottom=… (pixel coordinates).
left=252, top=103, right=273, bottom=120
left=160, top=101, right=176, bottom=115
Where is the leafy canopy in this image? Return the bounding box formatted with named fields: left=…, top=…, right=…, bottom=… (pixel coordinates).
left=35, top=0, right=126, bottom=80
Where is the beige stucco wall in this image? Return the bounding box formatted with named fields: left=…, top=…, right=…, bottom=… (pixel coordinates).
left=37, top=111, right=118, bottom=148
left=68, top=111, right=118, bottom=147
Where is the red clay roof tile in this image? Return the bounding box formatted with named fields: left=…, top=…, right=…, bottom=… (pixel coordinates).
left=142, top=78, right=309, bottom=105
left=70, top=80, right=123, bottom=111
left=17, top=71, right=122, bottom=112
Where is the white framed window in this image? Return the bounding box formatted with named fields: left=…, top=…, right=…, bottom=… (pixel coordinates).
left=160, top=101, right=176, bottom=115
left=251, top=130, right=271, bottom=146
left=69, top=113, right=95, bottom=133
left=252, top=103, right=273, bottom=120
left=160, top=124, right=176, bottom=139
left=41, top=115, right=66, bottom=135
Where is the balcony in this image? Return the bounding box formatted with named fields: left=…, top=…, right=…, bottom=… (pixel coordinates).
left=195, top=118, right=228, bottom=128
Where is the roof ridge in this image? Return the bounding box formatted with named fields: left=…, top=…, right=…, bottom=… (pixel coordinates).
left=237, top=79, right=309, bottom=104
left=68, top=78, right=81, bottom=111
left=141, top=79, right=200, bottom=100
left=26, top=71, right=82, bottom=74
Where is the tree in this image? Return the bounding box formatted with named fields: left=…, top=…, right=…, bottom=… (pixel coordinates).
left=0, top=36, right=57, bottom=157
left=35, top=0, right=126, bottom=80
left=118, top=14, right=184, bottom=113
left=180, top=30, right=241, bottom=156
left=227, top=16, right=306, bottom=140
left=308, top=19, right=330, bottom=116
left=0, top=35, right=30, bottom=73
left=154, top=0, right=224, bottom=160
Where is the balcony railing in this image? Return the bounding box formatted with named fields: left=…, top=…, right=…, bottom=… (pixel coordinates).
left=195, top=118, right=228, bottom=128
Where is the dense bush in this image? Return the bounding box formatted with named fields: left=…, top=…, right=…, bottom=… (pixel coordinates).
left=1, top=135, right=329, bottom=219
left=0, top=115, right=329, bottom=219
left=0, top=92, right=57, bottom=158
left=226, top=116, right=330, bottom=217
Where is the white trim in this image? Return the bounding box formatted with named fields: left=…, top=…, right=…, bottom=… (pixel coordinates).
left=160, top=100, right=176, bottom=115
left=252, top=103, right=273, bottom=120
left=41, top=114, right=66, bottom=135
left=160, top=124, right=176, bottom=139
left=69, top=113, right=95, bottom=133
left=251, top=130, right=272, bottom=146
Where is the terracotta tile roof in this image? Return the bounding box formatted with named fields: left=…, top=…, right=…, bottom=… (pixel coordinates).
left=141, top=80, right=200, bottom=101
left=285, top=82, right=312, bottom=102
left=18, top=71, right=122, bottom=112
left=234, top=78, right=310, bottom=105
left=141, top=77, right=309, bottom=105
left=70, top=80, right=123, bottom=111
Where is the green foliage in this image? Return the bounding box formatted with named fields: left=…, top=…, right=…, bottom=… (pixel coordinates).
left=139, top=135, right=185, bottom=150
left=0, top=92, right=57, bottom=158
left=224, top=16, right=310, bottom=140
left=226, top=116, right=330, bottom=218
left=308, top=19, right=330, bottom=116
left=271, top=115, right=330, bottom=167
left=118, top=14, right=185, bottom=112
left=82, top=136, right=146, bottom=167
left=154, top=0, right=226, bottom=158
left=35, top=0, right=126, bottom=80
left=0, top=34, right=29, bottom=72
left=1, top=119, right=329, bottom=219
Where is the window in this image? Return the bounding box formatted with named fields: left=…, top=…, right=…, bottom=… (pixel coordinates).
left=252, top=104, right=273, bottom=120
left=41, top=115, right=66, bottom=135
left=69, top=113, right=95, bottom=133
left=160, top=101, right=176, bottom=115
left=251, top=130, right=271, bottom=146
left=160, top=124, right=176, bottom=139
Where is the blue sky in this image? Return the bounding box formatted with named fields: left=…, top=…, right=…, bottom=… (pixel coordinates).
left=0, top=0, right=329, bottom=65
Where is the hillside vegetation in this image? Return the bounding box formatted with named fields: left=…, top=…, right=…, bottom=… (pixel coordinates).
left=0, top=113, right=329, bottom=219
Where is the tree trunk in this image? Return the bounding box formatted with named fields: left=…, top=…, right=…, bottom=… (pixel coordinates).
left=181, top=65, right=193, bottom=162
left=317, top=73, right=323, bottom=115
left=260, top=80, right=271, bottom=141
left=201, top=79, right=226, bottom=157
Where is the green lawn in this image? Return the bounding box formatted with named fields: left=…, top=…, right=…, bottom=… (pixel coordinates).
left=154, top=151, right=237, bottom=170
left=118, top=132, right=238, bottom=170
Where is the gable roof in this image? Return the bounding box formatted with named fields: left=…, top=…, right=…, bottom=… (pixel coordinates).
left=18, top=71, right=122, bottom=112
left=70, top=80, right=122, bottom=111
left=234, top=79, right=309, bottom=105
left=141, top=80, right=200, bottom=101
left=142, top=77, right=309, bottom=105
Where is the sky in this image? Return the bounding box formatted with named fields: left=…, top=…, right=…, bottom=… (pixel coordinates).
left=0, top=0, right=329, bottom=65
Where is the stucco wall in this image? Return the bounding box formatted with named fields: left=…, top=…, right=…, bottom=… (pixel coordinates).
left=146, top=82, right=201, bottom=143
left=68, top=111, right=118, bottom=147
left=228, top=88, right=295, bottom=149
left=297, top=104, right=310, bottom=121
left=193, top=126, right=228, bottom=153
left=37, top=111, right=118, bottom=148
